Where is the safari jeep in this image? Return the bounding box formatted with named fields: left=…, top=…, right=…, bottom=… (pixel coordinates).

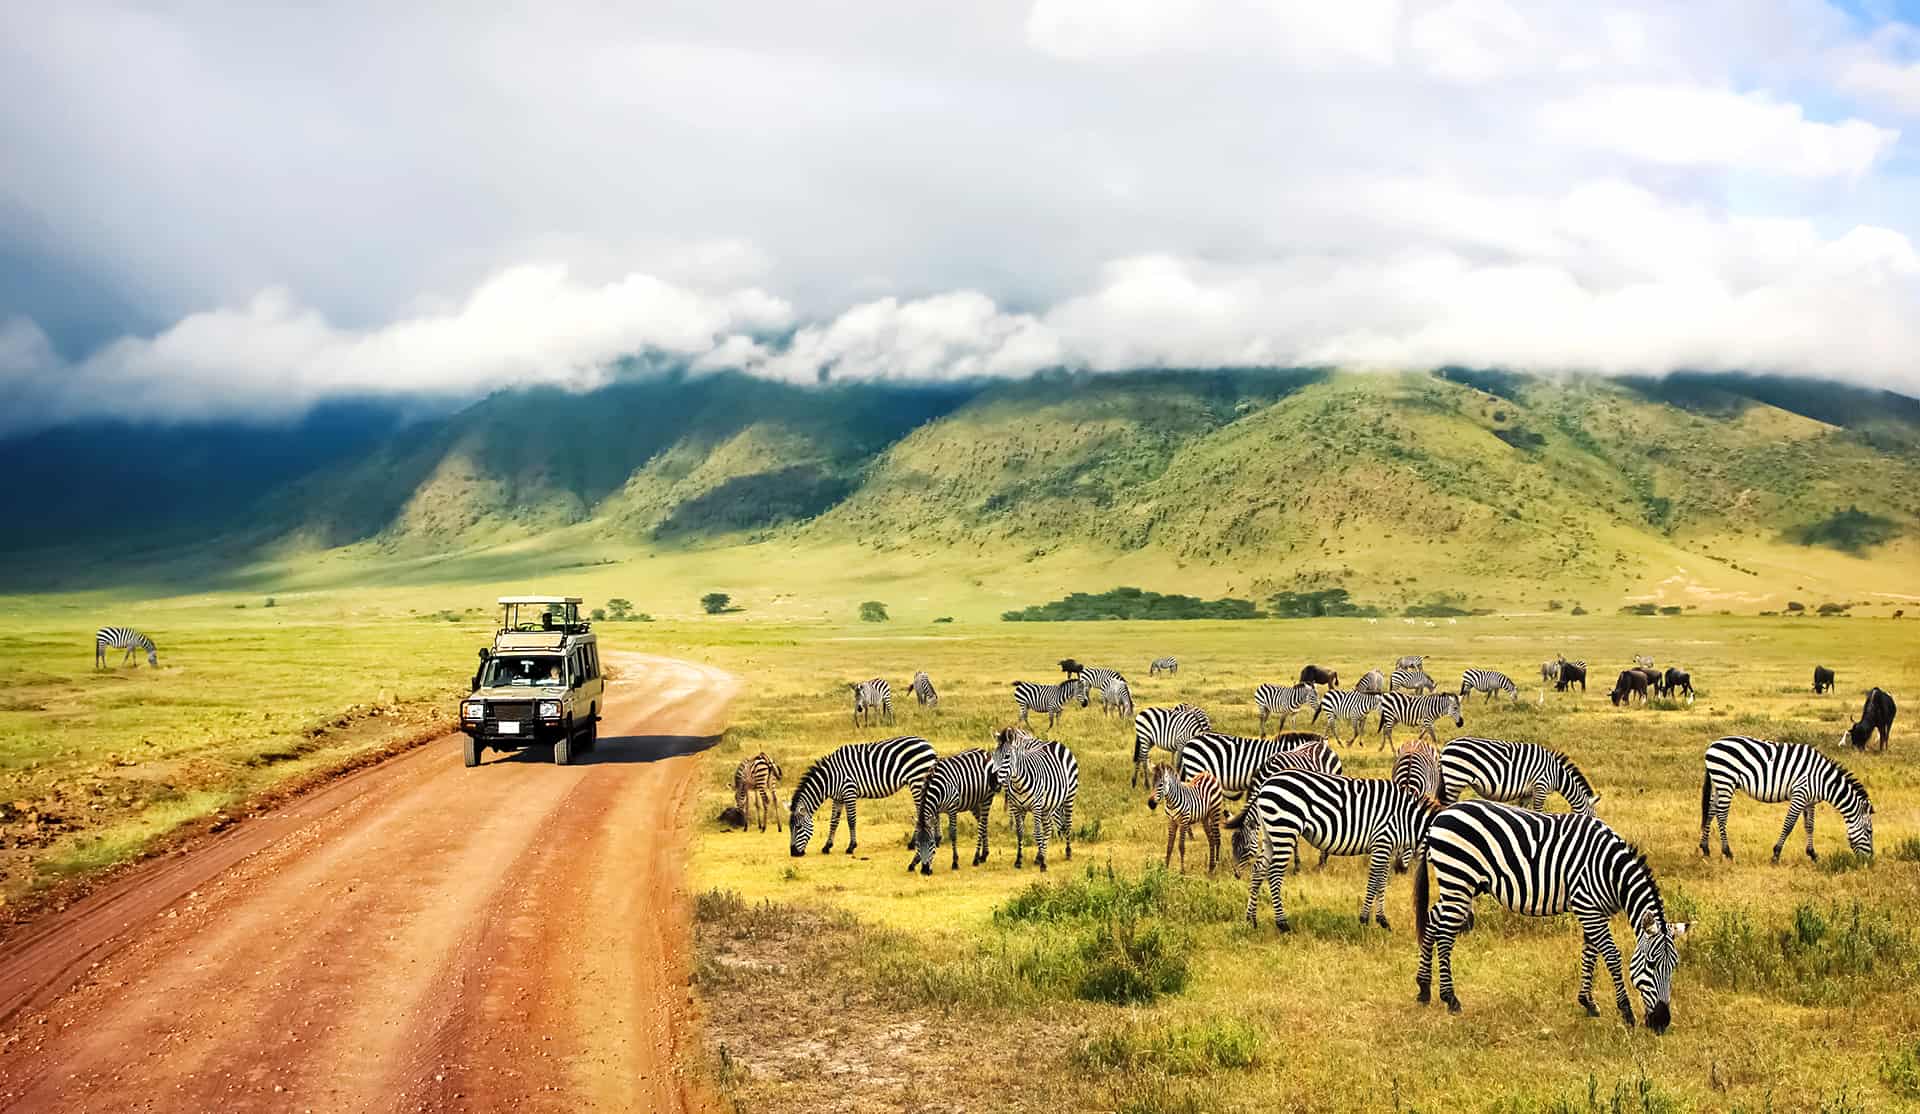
left=461, top=596, right=605, bottom=767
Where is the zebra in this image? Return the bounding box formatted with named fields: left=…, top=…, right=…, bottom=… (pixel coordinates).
left=1012, top=678, right=1088, bottom=730
left=1389, top=668, right=1435, bottom=694
left=789, top=736, right=937, bottom=856
left=732, top=752, right=784, bottom=832
left=1539, top=659, right=1562, bottom=687
left=850, top=678, right=894, bottom=727
left=992, top=727, right=1079, bottom=871
left=1254, top=682, right=1317, bottom=735
left=1229, top=770, right=1437, bottom=931
left=909, top=748, right=999, bottom=874
left=1176, top=731, right=1340, bottom=801
left=1414, top=799, right=1687, bottom=1030
left=1393, top=739, right=1441, bottom=801
left=1459, top=669, right=1519, bottom=702
left=1377, top=692, right=1463, bottom=747
left=1072, top=664, right=1128, bottom=693
left=95, top=627, right=157, bottom=669
left=1439, top=736, right=1599, bottom=817
left=1131, top=703, right=1211, bottom=787
left=1312, top=689, right=1379, bottom=744
left=1100, top=676, right=1134, bottom=719
left=1150, top=657, right=1179, bottom=676
left=1633, top=654, right=1655, bottom=671
left=1148, top=764, right=1225, bottom=873
left=910, top=670, right=939, bottom=708
left=1355, top=669, right=1387, bottom=695
left=1395, top=655, right=1425, bottom=670
left=1700, top=736, right=1873, bottom=862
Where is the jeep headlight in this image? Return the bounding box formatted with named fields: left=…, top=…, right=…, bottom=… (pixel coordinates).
left=538, top=701, right=561, bottom=719
left=463, top=701, right=484, bottom=719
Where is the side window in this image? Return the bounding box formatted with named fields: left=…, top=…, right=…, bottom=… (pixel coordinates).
left=588, top=645, right=600, bottom=680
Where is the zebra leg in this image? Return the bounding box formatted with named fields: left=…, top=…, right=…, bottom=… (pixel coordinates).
left=844, top=799, right=859, bottom=854
left=1206, top=816, right=1220, bottom=875
left=1575, top=916, right=1604, bottom=1015
left=1164, top=816, right=1177, bottom=870
left=948, top=809, right=960, bottom=870
left=1771, top=797, right=1805, bottom=863
left=771, top=789, right=783, bottom=833
left=1059, top=800, right=1074, bottom=861
left=1433, top=901, right=1469, bottom=1012
left=1033, top=812, right=1050, bottom=872
left=972, top=804, right=990, bottom=866
left=1244, top=847, right=1267, bottom=927
left=1258, top=706, right=1269, bottom=737
left=1529, top=782, right=1550, bottom=811
left=1269, top=834, right=1297, bottom=931
left=1716, top=789, right=1733, bottom=859
left=823, top=799, right=844, bottom=853
left=1012, top=808, right=1026, bottom=869
left=1591, top=919, right=1635, bottom=1026
left=1802, top=800, right=1818, bottom=861
left=1362, top=846, right=1391, bottom=929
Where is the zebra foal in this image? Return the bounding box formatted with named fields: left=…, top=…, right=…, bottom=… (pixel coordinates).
left=733, top=752, right=784, bottom=831
left=1147, top=764, right=1225, bottom=873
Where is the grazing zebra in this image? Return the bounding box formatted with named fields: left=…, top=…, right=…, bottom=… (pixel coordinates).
left=1230, top=770, right=1436, bottom=931
left=1633, top=654, right=1655, bottom=670
left=850, top=678, right=894, bottom=727
left=1012, top=678, right=1088, bottom=730
left=1389, top=668, right=1436, bottom=694
left=1395, top=655, right=1425, bottom=670
left=910, top=671, right=939, bottom=707
left=1459, top=669, right=1519, bottom=702
left=1131, top=703, right=1212, bottom=787
left=1700, top=736, right=1873, bottom=862
left=1439, top=736, right=1599, bottom=817
left=992, top=727, right=1079, bottom=871
left=1254, top=682, right=1318, bottom=735
left=1355, top=669, right=1387, bottom=695
left=1100, top=675, right=1135, bottom=719
left=1393, top=739, right=1441, bottom=801
left=1312, top=689, right=1380, bottom=744
left=1148, top=765, right=1225, bottom=873
left=1176, top=731, right=1340, bottom=800
left=1150, top=657, right=1179, bottom=676
left=732, top=752, right=784, bottom=832
left=789, top=736, right=937, bottom=856
left=1415, top=799, right=1686, bottom=1029
left=910, top=748, right=999, bottom=874
left=94, top=627, right=157, bottom=669
left=1377, top=692, right=1462, bottom=747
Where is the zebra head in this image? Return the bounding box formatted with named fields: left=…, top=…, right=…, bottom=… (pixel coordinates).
left=1444, top=694, right=1464, bottom=729
left=1630, top=911, right=1688, bottom=1034
left=1066, top=677, right=1090, bottom=708
left=911, top=799, right=939, bottom=876
left=788, top=807, right=814, bottom=856
left=990, top=731, right=1023, bottom=791
left=1836, top=775, right=1875, bottom=856
left=1226, top=807, right=1257, bottom=878
left=1145, top=763, right=1174, bottom=810
left=788, top=765, right=826, bottom=856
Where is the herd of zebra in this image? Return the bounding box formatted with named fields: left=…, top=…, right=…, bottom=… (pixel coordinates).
left=724, top=650, right=1900, bottom=1031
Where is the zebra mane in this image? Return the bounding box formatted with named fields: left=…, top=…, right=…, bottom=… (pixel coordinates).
left=1619, top=841, right=1668, bottom=931
left=1825, top=756, right=1871, bottom=804
left=791, top=759, right=832, bottom=810
left=1550, top=747, right=1596, bottom=794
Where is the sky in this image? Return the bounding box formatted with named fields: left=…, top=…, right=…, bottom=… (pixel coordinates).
left=5, top=0, right=1920, bottom=429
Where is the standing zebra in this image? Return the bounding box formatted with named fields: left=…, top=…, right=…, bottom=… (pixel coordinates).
left=1012, top=678, right=1088, bottom=730
left=849, top=679, right=894, bottom=727
left=94, top=627, right=157, bottom=669
left=1439, top=736, right=1599, bottom=817
left=1176, top=731, right=1340, bottom=801
left=1633, top=654, right=1656, bottom=671
left=1255, top=682, right=1318, bottom=736
left=1150, top=657, right=1179, bottom=676
left=1700, top=736, right=1874, bottom=862
left=1393, top=739, right=1441, bottom=800
left=789, top=736, right=937, bottom=856
left=910, top=671, right=939, bottom=708
left=1148, top=765, right=1225, bottom=873
left=992, top=727, right=1079, bottom=871
left=1459, top=669, right=1519, bottom=702
left=1389, top=668, right=1435, bottom=694
left=1377, top=692, right=1463, bottom=747
left=1131, top=703, right=1211, bottom=787
left=1100, top=676, right=1134, bottom=720
left=1070, top=664, right=1128, bottom=693
left=1312, top=689, right=1380, bottom=745
left=1354, top=669, right=1387, bottom=695
left=1395, top=655, right=1425, bottom=670
left=733, top=752, right=785, bottom=832
left=1415, top=799, right=1686, bottom=1029
left=1230, top=770, right=1436, bottom=931
left=909, top=748, right=999, bottom=874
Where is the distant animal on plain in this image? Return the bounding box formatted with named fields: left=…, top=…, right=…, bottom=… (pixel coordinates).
left=95, top=627, right=157, bottom=669
left=1395, top=655, right=1424, bottom=670
left=1354, top=669, right=1386, bottom=695
left=1609, top=669, right=1651, bottom=706
left=850, top=678, right=894, bottom=726
left=1460, top=669, right=1519, bottom=702
left=1633, top=654, right=1655, bottom=670
left=1254, top=682, right=1317, bottom=735
left=1813, top=666, right=1836, bottom=694
left=733, top=752, right=784, bottom=832
left=1150, top=657, right=1179, bottom=676
left=1299, top=664, right=1340, bottom=688
left=1013, top=678, right=1088, bottom=730
left=910, top=671, right=938, bottom=707
left=1657, top=668, right=1694, bottom=703
left=1555, top=662, right=1588, bottom=693
left=1844, top=688, right=1896, bottom=752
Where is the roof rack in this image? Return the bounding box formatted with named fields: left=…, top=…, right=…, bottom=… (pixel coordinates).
left=495, top=596, right=591, bottom=637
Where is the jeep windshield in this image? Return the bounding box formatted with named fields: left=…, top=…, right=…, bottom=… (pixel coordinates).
left=480, top=654, right=565, bottom=688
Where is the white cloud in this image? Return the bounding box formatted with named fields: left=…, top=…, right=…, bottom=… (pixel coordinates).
left=1539, top=85, right=1898, bottom=178
left=1025, top=0, right=1400, bottom=66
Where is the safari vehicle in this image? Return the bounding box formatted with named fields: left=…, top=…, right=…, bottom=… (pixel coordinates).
left=460, top=596, right=605, bottom=767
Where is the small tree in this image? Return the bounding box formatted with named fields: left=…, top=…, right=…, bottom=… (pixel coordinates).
left=702, top=593, right=732, bottom=615
left=859, top=601, right=890, bottom=623
left=263, top=597, right=276, bottom=608
left=606, top=598, right=633, bottom=621
left=591, top=608, right=607, bottom=621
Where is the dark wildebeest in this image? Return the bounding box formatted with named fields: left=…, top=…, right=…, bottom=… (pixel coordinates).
left=1658, top=668, right=1693, bottom=702
left=1813, top=666, right=1836, bottom=694
left=1554, top=662, right=1588, bottom=693
left=1609, top=669, right=1651, bottom=706
left=1844, top=688, right=1896, bottom=751
left=1059, top=658, right=1083, bottom=676
left=1299, top=664, right=1340, bottom=688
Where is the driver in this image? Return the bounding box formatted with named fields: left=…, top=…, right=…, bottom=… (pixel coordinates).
left=534, top=660, right=560, bottom=685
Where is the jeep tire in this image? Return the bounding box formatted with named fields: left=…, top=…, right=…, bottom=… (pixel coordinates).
left=554, top=717, right=575, bottom=766
left=463, top=734, right=482, bottom=768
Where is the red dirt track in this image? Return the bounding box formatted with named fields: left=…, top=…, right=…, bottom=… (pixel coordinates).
left=0, top=653, right=735, bottom=1113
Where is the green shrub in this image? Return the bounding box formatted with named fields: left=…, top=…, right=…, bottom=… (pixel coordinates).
left=1815, top=849, right=1872, bottom=875
left=1269, top=587, right=1382, bottom=618
left=1003, top=586, right=1262, bottom=622
left=700, top=592, right=732, bottom=614
left=263, top=597, right=276, bottom=608
left=1891, top=836, right=1920, bottom=862
left=1786, top=506, right=1900, bottom=554
left=1658, top=605, right=1682, bottom=616
left=996, top=864, right=1239, bottom=927
left=1619, top=603, right=1659, bottom=616
left=1691, top=902, right=1918, bottom=1004
left=858, top=600, right=889, bottom=622
left=1076, top=1017, right=1263, bottom=1074
left=1073, top=915, right=1191, bottom=1004
left=1881, top=1039, right=1920, bottom=1100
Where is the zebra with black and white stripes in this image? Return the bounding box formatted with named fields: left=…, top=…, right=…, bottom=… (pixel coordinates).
left=789, top=736, right=937, bottom=857
left=910, top=671, right=939, bottom=708
left=1390, top=668, right=1435, bottom=694
left=733, top=752, right=784, bottom=832
left=992, top=727, right=1079, bottom=871
left=1255, top=682, right=1318, bottom=735
left=1131, top=703, right=1211, bottom=787
left=1393, top=739, right=1441, bottom=801
left=1100, top=676, right=1134, bottom=720
left=1012, top=678, right=1088, bottom=729
left=95, top=627, right=157, bottom=669
left=1415, top=799, right=1687, bottom=1030
left=1700, top=735, right=1874, bottom=862
left=1148, top=765, right=1225, bottom=873
left=1150, top=657, right=1179, bottom=676
left=850, top=678, right=894, bottom=727
left=1229, top=770, right=1437, bottom=931
left=1377, top=692, right=1463, bottom=747
left=1459, top=669, right=1519, bottom=702
left=1072, top=665, right=1127, bottom=694
left=1439, top=736, right=1599, bottom=817
left=1176, top=731, right=1340, bottom=800
left=1312, top=689, right=1380, bottom=744
left=909, top=748, right=1000, bottom=874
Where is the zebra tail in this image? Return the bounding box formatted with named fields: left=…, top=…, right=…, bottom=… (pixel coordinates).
left=1412, top=849, right=1431, bottom=941
left=1699, top=769, right=1711, bottom=833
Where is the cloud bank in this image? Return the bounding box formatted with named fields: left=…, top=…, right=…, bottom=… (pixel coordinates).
left=6, top=1, right=1920, bottom=428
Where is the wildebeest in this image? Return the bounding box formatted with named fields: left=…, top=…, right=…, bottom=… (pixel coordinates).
left=1299, top=664, right=1340, bottom=688
left=1844, top=688, right=1896, bottom=751
left=1555, top=663, right=1588, bottom=693
left=1609, top=669, right=1651, bottom=706
left=1813, top=666, right=1836, bottom=694
left=1657, top=668, right=1694, bottom=702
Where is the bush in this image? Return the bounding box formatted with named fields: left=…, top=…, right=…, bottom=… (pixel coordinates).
left=591, top=608, right=606, bottom=621
left=1882, top=1039, right=1920, bottom=1100
left=1891, top=836, right=1920, bottom=862
left=1691, top=902, right=1918, bottom=1004
left=700, top=592, right=732, bottom=614
left=858, top=600, right=889, bottom=622
left=933, top=616, right=954, bottom=623
left=1818, top=602, right=1850, bottom=615
left=1619, top=603, right=1659, bottom=616
left=1658, top=605, right=1682, bottom=616
left=606, top=598, right=633, bottom=620
left=263, top=597, right=276, bottom=608
left=1269, top=587, right=1381, bottom=618
left=1076, top=1018, right=1263, bottom=1074
left=1570, top=605, right=1587, bottom=616
left=1787, top=601, right=1806, bottom=612
left=1074, top=915, right=1191, bottom=1004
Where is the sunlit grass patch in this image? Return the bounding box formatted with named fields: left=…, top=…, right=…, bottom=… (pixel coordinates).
left=1075, top=1016, right=1264, bottom=1074
left=1690, top=902, right=1918, bottom=1004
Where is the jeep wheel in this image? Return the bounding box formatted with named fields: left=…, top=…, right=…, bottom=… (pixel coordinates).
left=555, top=719, right=574, bottom=766
left=463, top=734, right=481, bottom=768
left=581, top=713, right=598, bottom=753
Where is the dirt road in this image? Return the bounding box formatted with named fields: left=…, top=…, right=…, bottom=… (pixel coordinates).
left=0, top=652, right=735, bottom=1113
